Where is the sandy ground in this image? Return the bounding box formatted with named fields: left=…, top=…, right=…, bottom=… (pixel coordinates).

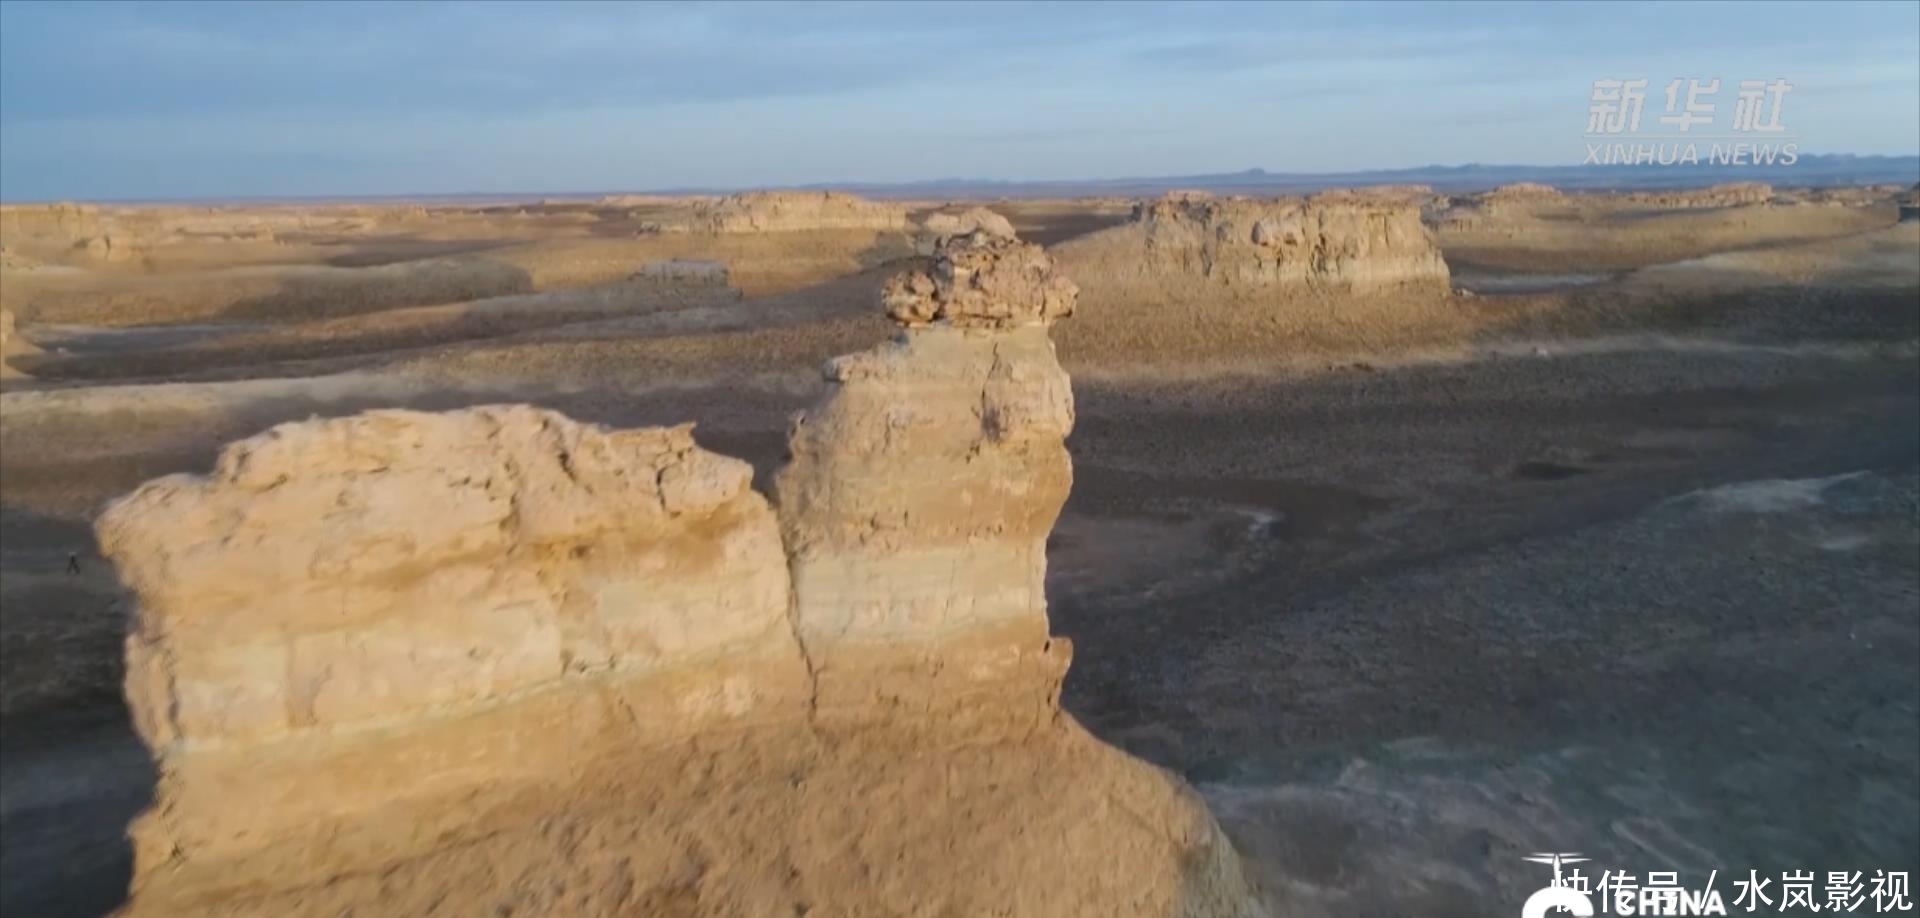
left=1, top=193, right=1915, bottom=917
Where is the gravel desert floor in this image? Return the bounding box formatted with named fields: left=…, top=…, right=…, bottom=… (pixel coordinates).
left=2, top=191, right=1916, bottom=916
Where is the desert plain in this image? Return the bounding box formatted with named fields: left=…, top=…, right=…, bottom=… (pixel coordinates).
left=1, top=182, right=1916, bottom=916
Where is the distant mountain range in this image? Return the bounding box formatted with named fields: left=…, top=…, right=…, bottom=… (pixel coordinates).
left=795, top=154, right=1920, bottom=200
left=52, top=154, right=1919, bottom=206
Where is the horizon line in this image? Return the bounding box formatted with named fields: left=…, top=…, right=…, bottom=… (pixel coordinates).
left=3, top=151, right=1915, bottom=207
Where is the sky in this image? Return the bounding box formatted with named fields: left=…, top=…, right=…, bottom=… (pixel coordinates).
left=1, top=0, right=1916, bottom=201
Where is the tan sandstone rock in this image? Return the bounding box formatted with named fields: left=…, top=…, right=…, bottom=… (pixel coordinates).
left=658, top=190, right=912, bottom=234
left=778, top=231, right=1080, bottom=725
left=1056, top=191, right=1450, bottom=297
left=100, top=407, right=808, bottom=881
left=0, top=307, right=40, bottom=378
left=99, top=235, right=1261, bottom=918
left=73, top=233, right=144, bottom=263
left=0, top=201, right=107, bottom=241
left=915, top=205, right=1017, bottom=253
left=883, top=229, right=1077, bottom=328
left=1470, top=182, right=1568, bottom=218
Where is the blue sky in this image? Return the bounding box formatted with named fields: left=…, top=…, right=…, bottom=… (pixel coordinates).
left=2, top=0, right=1916, bottom=200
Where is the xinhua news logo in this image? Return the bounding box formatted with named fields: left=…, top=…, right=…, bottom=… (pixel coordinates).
left=1583, top=78, right=1798, bottom=167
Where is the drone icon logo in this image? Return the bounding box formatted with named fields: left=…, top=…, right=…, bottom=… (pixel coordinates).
left=1521, top=853, right=1595, bottom=918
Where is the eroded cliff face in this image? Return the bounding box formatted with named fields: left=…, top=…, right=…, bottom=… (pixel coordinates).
left=99, top=233, right=1262, bottom=918
left=1055, top=191, right=1451, bottom=300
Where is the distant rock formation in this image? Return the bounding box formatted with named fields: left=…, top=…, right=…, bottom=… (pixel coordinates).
left=73, top=233, right=145, bottom=264
left=98, top=231, right=1260, bottom=917
left=0, top=244, right=42, bottom=272
left=651, top=190, right=912, bottom=234
left=1330, top=184, right=1441, bottom=208
left=1482, top=182, right=1562, bottom=201
left=1470, top=183, right=1566, bottom=217
left=1, top=203, right=128, bottom=268
left=1055, top=191, right=1451, bottom=298
left=0, top=201, right=107, bottom=241
left=0, top=307, right=40, bottom=378
left=915, top=206, right=1017, bottom=253
left=596, top=193, right=707, bottom=207
left=1624, top=182, right=1774, bottom=209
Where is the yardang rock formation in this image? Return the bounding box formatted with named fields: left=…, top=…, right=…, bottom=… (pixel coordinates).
left=98, top=231, right=1263, bottom=917
left=652, top=190, right=913, bottom=234
left=1055, top=191, right=1451, bottom=301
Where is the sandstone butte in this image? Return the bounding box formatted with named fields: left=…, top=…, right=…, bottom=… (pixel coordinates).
left=1055, top=190, right=1452, bottom=298
left=652, top=190, right=914, bottom=234
left=96, top=230, right=1265, bottom=917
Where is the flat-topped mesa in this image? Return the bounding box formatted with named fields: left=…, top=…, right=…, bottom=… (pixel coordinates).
left=1103, top=191, right=1452, bottom=294
left=1471, top=182, right=1565, bottom=217
left=1317, top=184, right=1441, bottom=207
left=658, top=190, right=912, bottom=234
left=99, top=407, right=808, bottom=884
left=1481, top=181, right=1562, bottom=201
left=0, top=201, right=107, bottom=241
left=1625, top=182, right=1775, bottom=209
left=776, top=230, right=1080, bottom=727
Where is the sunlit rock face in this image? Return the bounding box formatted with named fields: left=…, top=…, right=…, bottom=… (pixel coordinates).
left=99, top=406, right=809, bottom=879
left=777, top=231, right=1080, bottom=728
left=1056, top=191, right=1451, bottom=301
